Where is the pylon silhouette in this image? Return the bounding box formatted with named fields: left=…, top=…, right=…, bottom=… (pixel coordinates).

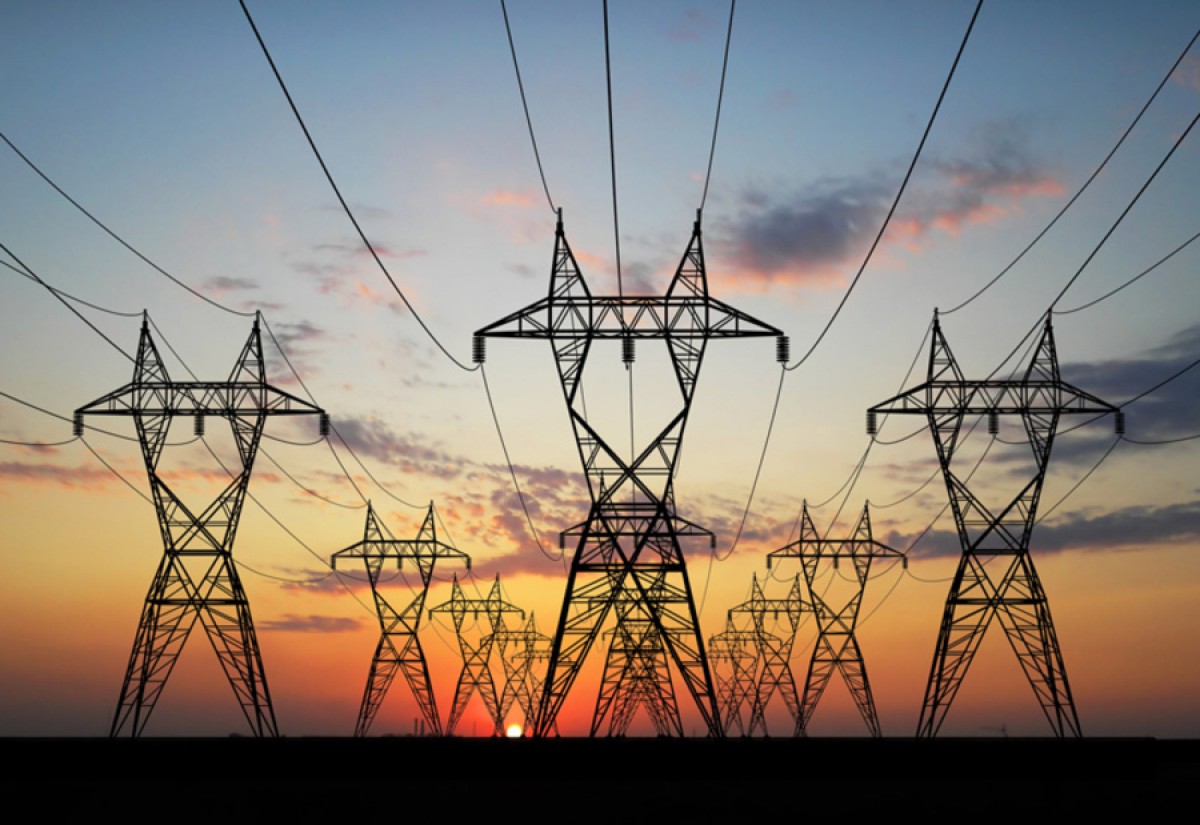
left=476, top=209, right=785, bottom=736
left=869, top=313, right=1119, bottom=737
left=768, top=503, right=903, bottom=737
left=331, top=502, right=469, bottom=736
left=76, top=314, right=326, bottom=736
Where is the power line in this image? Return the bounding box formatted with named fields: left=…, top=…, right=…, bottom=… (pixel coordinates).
left=945, top=26, right=1200, bottom=315
left=700, top=0, right=736, bottom=212
left=1, top=257, right=142, bottom=318
left=239, top=0, right=477, bottom=372
left=0, top=130, right=254, bottom=318
left=1054, top=229, right=1200, bottom=315
left=784, top=0, right=982, bottom=372
left=602, top=0, right=623, bottom=298
left=500, top=0, right=555, bottom=214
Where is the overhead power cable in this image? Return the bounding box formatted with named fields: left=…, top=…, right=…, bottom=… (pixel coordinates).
left=1054, top=229, right=1200, bottom=315
left=945, top=25, right=1200, bottom=315
left=238, top=0, right=478, bottom=372
left=0, top=130, right=254, bottom=318
left=500, top=0, right=555, bottom=214
left=0, top=242, right=135, bottom=363
left=700, top=0, right=736, bottom=212
left=602, top=0, right=623, bottom=297
left=2, top=258, right=142, bottom=318
left=784, top=0, right=982, bottom=372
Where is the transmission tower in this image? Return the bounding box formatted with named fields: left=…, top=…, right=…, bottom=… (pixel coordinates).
left=75, top=315, right=326, bottom=737
left=768, top=503, right=903, bottom=737
left=868, top=312, right=1120, bottom=737
left=428, top=575, right=524, bottom=736
left=708, top=619, right=762, bottom=736
left=331, top=502, right=470, bottom=736
left=727, top=573, right=808, bottom=736
left=475, top=210, right=785, bottom=737
left=596, top=614, right=683, bottom=737
left=488, top=612, right=554, bottom=735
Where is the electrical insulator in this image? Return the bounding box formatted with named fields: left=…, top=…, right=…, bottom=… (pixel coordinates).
left=988, top=410, right=999, bottom=435
left=73, top=412, right=83, bottom=438
left=776, top=335, right=790, bottom=364
left=194, top=415, right=205, bottom=438
left=622, top=336, right=635, bottom=365
left=902, top=557, right=909, bottom=571
left=320, top=412, right=331, bottom=438
left=1114, top=410, right=1125, bottom=435
left=473, top=335, right=486, bottom=364
left=866, top=410, right=877, bottom=435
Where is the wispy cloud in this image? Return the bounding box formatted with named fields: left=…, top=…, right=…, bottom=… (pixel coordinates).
left=259, top=613, right=364, bottom=633
left=713, top=121, right=1062, bottom=292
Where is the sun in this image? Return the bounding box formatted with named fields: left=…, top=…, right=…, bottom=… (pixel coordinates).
left=505, top=724, right=523, bottom=738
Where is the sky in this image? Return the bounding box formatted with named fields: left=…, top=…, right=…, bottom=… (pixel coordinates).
left=1, top=0, right=1198, bottom=739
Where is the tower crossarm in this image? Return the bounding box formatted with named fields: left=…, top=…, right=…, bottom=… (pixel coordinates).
left=475, top=295, right=782, bottom=341
left=76, top=381, right=324, bottom=418
left=331, top=539, right=471, bottom=568
left=769, top=537, right=905, bottom=565
left=868, top=380, right=1119, bottom=417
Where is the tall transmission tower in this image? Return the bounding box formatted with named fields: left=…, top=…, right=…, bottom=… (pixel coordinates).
left=428, top=575, right=524, bottom=736
left=76, top=315, right=326, bottom=737
left=868, top=313, right=1120, bottom=737
left=475, top=210, right=785, bottom=737
left=768, top=503, right=903, bottom=737
left=727, top=573, right=808, bottom=736
left=331, top=502, right=470, bottom=736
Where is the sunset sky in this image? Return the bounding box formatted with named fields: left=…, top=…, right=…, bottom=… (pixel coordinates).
left=2, top=1, right=1198, bottom=738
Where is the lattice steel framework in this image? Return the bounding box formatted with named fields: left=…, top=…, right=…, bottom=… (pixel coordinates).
left=596, top=614, right=683, bottom=737
left=76, top=315, right=325, bottom=737
left=428, top=575, right=524, bottom=736
left=868, top=313, right=1119, bottom=737
left=331, top=502, right=470, bottom=736
left=727, top=573, right=808, bottom=736
left=488, top=612, right=553, bottom=734
left=768, top=503, right=903, bottom=737
left=708, top=619, right=762, bottom=736
left=476, top=211, right=784, bottom=737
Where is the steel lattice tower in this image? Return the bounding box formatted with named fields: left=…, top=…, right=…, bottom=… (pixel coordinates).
left=488, top=612, right=554, bottom=734
left=76, top=315, right=326, bottom=737
left=428, top=575, right=524, bottom=736
left=727, top=573, right=808, bottom=736
left=331, top=502, right=470, bottom=736
left=597, top=615, right=683, bottom=737
left=868, top=313, right=1119, bottom=737
left=708, top=619, right=762, bottom=736
left=768, top=503, right=903, bottom=737
left=476, top=211, right=784, bottom=737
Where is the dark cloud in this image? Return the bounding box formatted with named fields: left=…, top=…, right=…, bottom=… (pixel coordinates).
left=202, top=276, right=259, bottom=295
left=259, top=613, right=364, bottom=633
left=714, top=121, right=1062, bottom=291
left=334, top=415, right=465, bottom=479
left=888, top=499, right=1200, bottom=560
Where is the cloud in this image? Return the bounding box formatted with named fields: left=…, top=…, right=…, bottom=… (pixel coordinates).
left=479, top=190, right=535, bottom=208
left=259, top=613, right=364, bottom=633
left=202, top=276, right=259, bottom=298
left=713, top=121, right=1062, bottom=292
left=664, top=9, right=717, bottom=42
left=1172, top=55, right=1200, bottom=92
left=0, top=460, right=120, bottom=490
left=333, top=415, right=465, bottom=479
left=321, top=203, right=395, bottom=221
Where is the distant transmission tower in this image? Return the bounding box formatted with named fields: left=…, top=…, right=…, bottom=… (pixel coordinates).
left=428, top=575, right=524, bottom=736
left=708, top=619, right=761, bottom=736
left=597, top=614, right=683, bottom=737
left=476, top=210, right=785, bottom=737
left=868, top=313, right=1120, bottom=737
left=76, top=315, right=326, bottom=737
left=331, top=502, right=470, bottom=736
left=489, top=612, right=554, bottom=734
left=727, top=573, right=808, bottom=736
left=768, top=503, right=903, bottom=737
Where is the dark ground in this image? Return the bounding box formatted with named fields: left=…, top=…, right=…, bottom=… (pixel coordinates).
left=4, top=736, right=1194, bottom=813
